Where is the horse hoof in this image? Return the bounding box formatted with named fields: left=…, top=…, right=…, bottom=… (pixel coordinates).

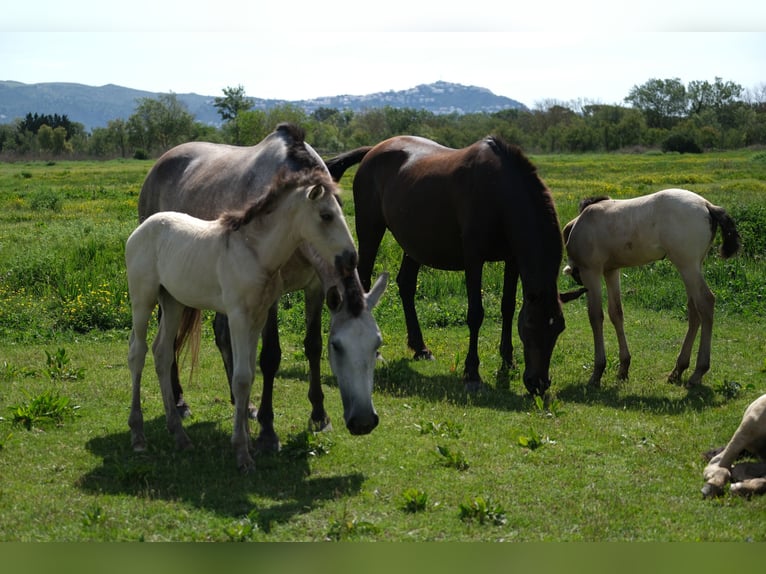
left=176, top=402, right=192, bottom=419
left=701, top=483, right=723, bottom=498
left=308, top=415, right=332, bottom=433
left=413, top=350, right=435, bottom=361
left=248, top=405, right=258, bottom=420
left=463, top=380, right=483, bottom=393
left=254, top=433, right=281, bottom=454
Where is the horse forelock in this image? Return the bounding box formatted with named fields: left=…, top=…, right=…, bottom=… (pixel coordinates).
left=274, top=122, right=325, bottom=173
left=219, top=167, right=337, bottom=232
left=342, top=274, right=366, bottom=317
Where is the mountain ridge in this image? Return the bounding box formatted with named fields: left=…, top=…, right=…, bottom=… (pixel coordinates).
left=0, top=80, right=527, bottom=131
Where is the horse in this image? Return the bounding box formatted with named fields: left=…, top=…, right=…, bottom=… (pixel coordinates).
left=326, top=135, right=584, bottom=396
left=138, top=123, right=388, bottom=453
left=702, top=393, right=766, bottom=498
left=562, top=188, right=741, bottom=388
left=126, top=167, right=381, bottom=471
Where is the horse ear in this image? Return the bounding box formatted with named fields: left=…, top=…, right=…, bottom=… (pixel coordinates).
left=308, top=185, right=324, bottom=201
left=365, top=272, right=389, bottom=310
left=326, top=285, right=343, bottom=311
left=560, top=287, right=587, bottom=303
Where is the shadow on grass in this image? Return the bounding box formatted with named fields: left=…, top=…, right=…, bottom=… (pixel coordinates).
left=321, top=357, right=535, bottom=413
left=77, top=417, right=364, bottom=525
left=555, top=378, right=721, bottom=414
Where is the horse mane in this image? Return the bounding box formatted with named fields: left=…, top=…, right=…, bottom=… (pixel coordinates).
left=486, top=135, right=563, bottom=255
left=219, top=167, right=335, bottom=232
left=579, top=195, right=611, bottom=213
left=275, top=122, right=325, bottom=172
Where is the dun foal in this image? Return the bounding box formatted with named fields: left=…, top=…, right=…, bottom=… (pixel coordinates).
left=563, top=188, right=740, bottom=388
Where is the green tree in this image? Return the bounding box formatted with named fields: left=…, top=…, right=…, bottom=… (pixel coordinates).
left=625, top=78, right=687, bottom=129
left=127, top=93, right=195, bottom=156
left=214, top=85, right=254, bottom=144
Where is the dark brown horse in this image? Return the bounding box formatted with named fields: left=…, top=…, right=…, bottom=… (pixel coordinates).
left=326, top=135, right=583, bottom=396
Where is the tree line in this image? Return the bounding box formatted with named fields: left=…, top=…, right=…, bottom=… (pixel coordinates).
left=1, top=77, right=765, bottom=159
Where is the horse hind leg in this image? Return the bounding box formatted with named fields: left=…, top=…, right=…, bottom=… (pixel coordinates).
left=127, top=304, right=153, bottom=451
left=670, top=268, right=713, bottom=386
left=605, top=269, right=631, bottom=380
left=153, top=294, right=193, bottom=451
left=253, top=303, right=282, bottom=454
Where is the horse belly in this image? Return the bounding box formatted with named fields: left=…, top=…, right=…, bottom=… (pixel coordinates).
left=388, top=221, right=465, bottom=270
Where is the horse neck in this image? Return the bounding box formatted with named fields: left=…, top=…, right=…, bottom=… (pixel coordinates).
left=240, top=215, right=303, bottom=274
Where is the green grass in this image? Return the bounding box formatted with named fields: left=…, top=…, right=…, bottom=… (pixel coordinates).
left=1, top=152, right=766, bottom=541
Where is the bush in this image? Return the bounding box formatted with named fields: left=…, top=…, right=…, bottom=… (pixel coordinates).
left=662, top=133, right=702, bottom=154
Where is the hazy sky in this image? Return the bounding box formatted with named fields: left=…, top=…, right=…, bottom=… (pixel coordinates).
left=3, top=1, right=765, bottom=108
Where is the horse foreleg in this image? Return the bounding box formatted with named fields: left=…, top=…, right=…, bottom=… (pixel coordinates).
left=499, top=261, right=519, bottom=371
left=214, top=312, right=258, bottom=419
left=254, top=303, right=280, bottom=453
left=605, top=269, right=630, bottom=380
left=228, top=312, right=258, bottom=472
left=304, top=281, right=332, bottom=432
left=463, top=263, right=485, bottom=391
left=153, top=297, right=192, bottom=452
left=397, top=254, right=433, bottom=360
left=583, top=271, right=606, bottom=387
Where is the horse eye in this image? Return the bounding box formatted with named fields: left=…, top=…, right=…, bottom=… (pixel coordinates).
left=321, top=212, right=334, bottom=222
left=331, top=340, right=343, bottom=355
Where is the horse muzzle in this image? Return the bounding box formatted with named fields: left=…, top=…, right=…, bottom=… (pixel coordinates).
left=346, top=411, right=379, bottom=435
left=523, top=375, right=551, bottom=397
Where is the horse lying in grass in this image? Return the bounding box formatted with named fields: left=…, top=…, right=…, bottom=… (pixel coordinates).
left=138, top=123, right=388, bottom=454
left=702, top=394, right=766, bottom=498
left=126, top=168, right=379, bottom=472
left=562, top=188, right=740, bottom=388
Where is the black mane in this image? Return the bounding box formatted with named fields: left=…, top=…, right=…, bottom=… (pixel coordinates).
left=579, top=195, right=611, bottom=213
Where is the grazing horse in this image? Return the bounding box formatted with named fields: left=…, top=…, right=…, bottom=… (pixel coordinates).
left=702, top=394, right=766, bottom=498
left=326, top=135, right=583, bottom=396
left=138, top=123, right=388, bottom=453
left=126, top=168, right=378, bottom=471
left=562, top=188, right=740, bottom=388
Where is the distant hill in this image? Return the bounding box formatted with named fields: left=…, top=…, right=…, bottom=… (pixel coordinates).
left=0, top=80, right=527, bottom=131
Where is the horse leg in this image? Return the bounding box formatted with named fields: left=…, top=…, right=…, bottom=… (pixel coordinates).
left=156, top=305, right=190, bottom=419
left=227, top=312, right=258, bottom=472
left=462, top=262, right=485, bottom=391
left=304, top=280, right=332, bottom=432
left=355, top=210, right=386, bottom=291
left=153, top=295, right=192, bottom=451
left=499, top=261, right=518, bottom=371
left=397, top=254, right=433, bottom=360
left=582, top=270, right=606, bottom=387
left=604, top=269, right=631, bottom=380
left=253, top=302, right=280, bottom=453
left=127, top=303, right=153, bottom=452
left=672, top=268, right=714, bottom=386
left=213, top=312, right=258, bottom=419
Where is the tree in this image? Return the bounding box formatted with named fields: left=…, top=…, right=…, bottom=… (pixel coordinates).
left=625, top=78, right=687, bottom=129
left=214, top=85, right=253, bottom=144
left=127, top=93, right=195, bottom=156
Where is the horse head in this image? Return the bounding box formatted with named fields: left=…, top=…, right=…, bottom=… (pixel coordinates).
left=325, top=271, right=389, bottom=435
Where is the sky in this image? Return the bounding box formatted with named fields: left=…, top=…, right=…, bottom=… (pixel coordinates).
left=2, top=1, right=765, bottom=109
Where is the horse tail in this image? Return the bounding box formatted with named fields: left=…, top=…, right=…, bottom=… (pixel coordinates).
left=175, top=307, right=202, bottom=385
left=708, top=204, right=741, bottom=259
left=324, top=146, right=373, bottom=182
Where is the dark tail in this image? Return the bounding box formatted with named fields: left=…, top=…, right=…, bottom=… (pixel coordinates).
left=324, top=146, right=373, bottom=182
left=175, top=307, right=202, bottom=385
left=708, top=204, right=741, bottom=258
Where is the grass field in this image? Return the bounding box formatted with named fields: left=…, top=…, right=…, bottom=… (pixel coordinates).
left=1, top=149, right=765, bottom=541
